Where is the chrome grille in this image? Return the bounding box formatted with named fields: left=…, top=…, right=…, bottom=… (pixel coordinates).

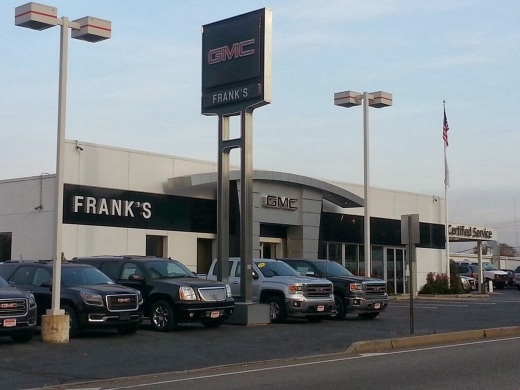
left=198, top=287, right=227, bottom=302
left=106, top=294, right=139, bottom=311
left=0, top=298, right=28, bottom=317
left=365, top=283, right=387, bottom=295
left=305, top=284, right=333, bottom=297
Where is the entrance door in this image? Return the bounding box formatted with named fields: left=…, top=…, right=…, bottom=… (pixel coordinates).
left=386, top=248, right=406, bottom=294
left=259, top=238, right=284, bottom=259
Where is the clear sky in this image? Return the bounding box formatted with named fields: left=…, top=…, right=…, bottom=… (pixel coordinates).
left=1, top=1, right=519, bottom=251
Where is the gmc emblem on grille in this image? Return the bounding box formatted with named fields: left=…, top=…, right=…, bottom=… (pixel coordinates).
left=1, top=303, right=17, bottom=308
left=208, top=291, right=219, bottom=297
left=315, top=288, right=326, bottom=293
left=118, top=298, right=131, bottom=303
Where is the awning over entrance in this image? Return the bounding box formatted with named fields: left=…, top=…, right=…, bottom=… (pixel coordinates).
left=167, top=170, right=364, bottom=208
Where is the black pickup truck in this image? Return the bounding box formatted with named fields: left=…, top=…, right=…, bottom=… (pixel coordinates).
left=280, top=258, right=388, bottom=320
left=72, top=256, right=235, bottom=331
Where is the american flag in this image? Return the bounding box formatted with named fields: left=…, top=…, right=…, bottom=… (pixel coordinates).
left=443, top=108, right=449, bottom=146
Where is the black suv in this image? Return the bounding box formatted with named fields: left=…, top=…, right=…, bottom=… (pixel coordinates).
left=0, top=274, right=37, bottom=342
left=280, top=258, right=388, bottom=320
left=0, top=261, right=143, bottom=337
left=71, top=256, right=235, bottom=331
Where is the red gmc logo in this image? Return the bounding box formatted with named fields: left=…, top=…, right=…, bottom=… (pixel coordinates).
left=1, top=303, right=17, bottom=308
left=118, top=298, right=130, bottom=303
left=208, top=39, right=255, bottom=64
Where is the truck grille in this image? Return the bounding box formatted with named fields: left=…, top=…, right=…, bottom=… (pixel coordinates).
left=305, top=284, right=333, bottom=298
left=0, top=298, right=28, bottom=317
left=106, top=294, right=139, bottom=311
left=365, top=283, right=387, bottom=296
left=198, top=287, right=227, bottom=302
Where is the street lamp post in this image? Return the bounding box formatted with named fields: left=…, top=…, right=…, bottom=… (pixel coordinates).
left=334, top=91, right=392, bottom=278
left=15, top=2, right=111, bottom=343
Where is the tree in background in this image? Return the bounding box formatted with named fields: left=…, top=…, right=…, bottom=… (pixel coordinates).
left=472, top=242, right=517, bottom=257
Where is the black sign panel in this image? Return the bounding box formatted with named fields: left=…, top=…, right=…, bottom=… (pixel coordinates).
left=63, top=184, right=216, bottom=233
left=201, top=8, right=271, bottom=115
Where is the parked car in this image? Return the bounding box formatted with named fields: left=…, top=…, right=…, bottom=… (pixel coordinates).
left=0, top=261, right=143, bottom=337
left=500, top=269, right=515, bottom=288
left=279, top=258, right=387, bottom=320
left=72, top=256, right=234, bottom=331
left=514, top=266, right=520, bottom=290
left=455, top=261, right=508, bottom=289
left=206, top=258, right=334, bottom=323
left=0, top=274, right=37, bottom=342
left=459, top=275, right=477, bottom=292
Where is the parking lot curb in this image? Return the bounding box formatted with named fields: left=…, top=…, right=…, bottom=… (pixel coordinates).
left=388, top=293, right=489, bottom=300
left=345, top=326, right=520, bottom=354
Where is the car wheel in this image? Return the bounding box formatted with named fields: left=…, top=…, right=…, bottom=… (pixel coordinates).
left=150, top=300, right=176, bottom=332
left=265, top=296, right=286, bottom=323
left=11, top=333, right=34, bottom=343
left=116, top=325, right=140, bottom=335
left=331, top=295, right=346, bottom=320
left=62, top=304, right=80, bottom=338
left=359, top=312, right=379, bottom=320
left=201, top=319, right=224, bottom=328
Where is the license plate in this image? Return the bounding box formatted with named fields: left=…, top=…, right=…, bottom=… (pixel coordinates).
left=119, top=313, right=130, bottom=320
left=3, top=319, right=16, bottom=327
left=210, top=311, right=220, bottom=318
left=374, top=303, right=381, bottom=309
left=317, top=305, right=324, bottom=312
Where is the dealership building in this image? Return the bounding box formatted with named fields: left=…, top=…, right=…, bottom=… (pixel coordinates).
left=0, top=140, right=502, bottom=294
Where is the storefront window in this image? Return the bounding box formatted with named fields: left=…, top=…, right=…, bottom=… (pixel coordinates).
left=372, top=246, right=384, bottom=279
left=345, top=244, right=358, bottom=274
left=328, top=243, right=342, bottom=264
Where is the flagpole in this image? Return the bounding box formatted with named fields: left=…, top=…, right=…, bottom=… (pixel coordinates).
left=443, top=100, right=450, bottom=286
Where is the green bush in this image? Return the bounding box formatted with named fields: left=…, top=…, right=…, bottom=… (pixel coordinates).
left=419, top=260, right=464, bottom=294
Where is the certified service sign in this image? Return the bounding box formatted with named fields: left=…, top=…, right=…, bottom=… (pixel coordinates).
left=201, top=8, right=272, bottom=115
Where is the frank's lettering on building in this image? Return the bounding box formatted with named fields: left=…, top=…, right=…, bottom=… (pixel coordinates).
left=72, top=196, right=151, bottom=219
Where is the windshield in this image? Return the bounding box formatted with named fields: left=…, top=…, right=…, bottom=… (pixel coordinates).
left=254, top=261, right=300, bottom=277
left=482, top=262, right=498, bottom=271
left=143, top=260, right=194, bottom=279
left=313, top=261, right=354, bottom=277
left=62, top=267, right=115, bottom=286
left=0, top=275, right=9, bottom=287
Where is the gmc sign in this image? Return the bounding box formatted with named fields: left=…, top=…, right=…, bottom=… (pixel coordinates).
left=201, top=8, right=272, bottom=115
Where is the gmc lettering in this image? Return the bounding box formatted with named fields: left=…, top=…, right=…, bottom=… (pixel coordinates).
left=208, top=39, right=255, bottom=64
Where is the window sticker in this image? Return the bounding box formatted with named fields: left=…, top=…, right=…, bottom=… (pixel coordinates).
left=258, top=262, right=265, bottom=268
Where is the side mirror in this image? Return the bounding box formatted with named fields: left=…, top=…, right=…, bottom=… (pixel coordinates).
left=306, top=271, right=315, bottom=277
left=128, top=274, right=144, bottom=282
left=252, top=271, right=259, bottom=280
left=41, top=281, right=52, bottom=289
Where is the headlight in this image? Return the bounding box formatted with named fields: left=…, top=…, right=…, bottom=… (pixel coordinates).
left=79, top=291, right=104, bottom=306
left=225, top=284, right=232, bottom=298
left=179, top=286, right=197, bottom=300
left=349, top=283, right=363, bottom=292
left=289, top=284, right=303, bottom=294
left=28, top=293, right=36, bottom=308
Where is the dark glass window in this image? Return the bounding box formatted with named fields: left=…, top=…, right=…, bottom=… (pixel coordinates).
left=11, top=266, right=36, bottom=286
left=100, top=262, right=123, bottom=280
left=0, top=233, right=12, bottom=262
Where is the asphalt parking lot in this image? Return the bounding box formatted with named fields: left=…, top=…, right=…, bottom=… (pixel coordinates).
left=1, top=288, right=519, bottom=390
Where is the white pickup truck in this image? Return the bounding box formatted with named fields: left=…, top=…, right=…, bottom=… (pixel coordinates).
left=206, top=258, right=334, bottom=323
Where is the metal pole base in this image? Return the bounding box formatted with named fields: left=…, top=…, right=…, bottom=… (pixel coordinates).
left=225, top=302, right=271, bottom=325
left=41, top=314, right=70, bottom=343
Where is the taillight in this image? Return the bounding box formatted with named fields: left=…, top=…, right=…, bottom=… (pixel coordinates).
left=470, top=273, right=475, bottom=278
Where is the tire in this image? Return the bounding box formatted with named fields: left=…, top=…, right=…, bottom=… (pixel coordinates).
left=307, top=316, right=325, bottom=323
left=265, top=296, right=286, bottom=323
left=116, top=325, right=140, bottom=335
left=331, top=295, right=346, bottom=320
left=517, top=285, right=520, bottom=291
left=150, top=300, right=176, bottom=332
left=494, top=282, right=504, bottom=290
left=11, top=333, right=34, bottom=343
left=201, top=319, right=224, bottom=328
left=359, top=312, right=379, bottom=320
left=62, top=304, right=80, bottom=338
